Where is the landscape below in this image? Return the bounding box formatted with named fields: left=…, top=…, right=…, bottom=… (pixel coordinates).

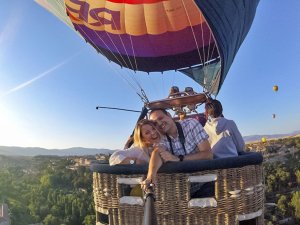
left=1, top=130, right=299, bottom=157
left=1, top=134, right=300, bottom=225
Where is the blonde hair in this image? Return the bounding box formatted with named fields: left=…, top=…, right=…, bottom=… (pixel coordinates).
left=133, top=119, right=161, bottom=150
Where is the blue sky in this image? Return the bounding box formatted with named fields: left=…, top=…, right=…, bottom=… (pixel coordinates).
left=0, top=0, right=300, bottom=150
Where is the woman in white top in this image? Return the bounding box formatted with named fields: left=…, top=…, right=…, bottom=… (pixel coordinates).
left=109, top=119, right=164, bottom=165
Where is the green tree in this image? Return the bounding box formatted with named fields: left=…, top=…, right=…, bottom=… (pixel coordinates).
left=276, top=167, right=290, bottom=183
left=295, top=170, right=300, bottom=185
left=50, top=205, right=61, bottom=217
left=84, top=215, right=96, bottom=225
left=43, top=214, right=60, bottom=225
left=0, top=156, right=95, bottom=225
left=266, top=174, right=276, bottom=193
left=290, top=191, right=300, bottom=219
left=277, top=195, right=287, bottom=216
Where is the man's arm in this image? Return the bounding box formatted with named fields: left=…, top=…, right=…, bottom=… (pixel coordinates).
left=158, top=139, right=213, bottom=162
left=185, top=118, right=213, bottom=160
left=184, top=140, right=213, bottom=160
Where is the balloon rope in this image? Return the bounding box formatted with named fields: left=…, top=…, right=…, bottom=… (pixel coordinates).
left=88, top=3, right=146, bottom=98
left=89, top=8, right=145, bottom=94
left=54, top=1, right=124, bottom=67
left=128, top=34, right=139, bottom=72
left=54, top=0, right=146, bottom=101
left=86, top=10, right=148, bottom=102
left=90, top=7, right=136, bottom=72
left=180, top=0, right=223, bottom=94
left=180, top=0, right=204, bottom=67
left=199, top=11, right=211, bottom=92
left=90, top=3, right=142, bottom=95
left=201, top=13, right=221, bottom=94
left=199, top=11, right=208, bottom=70
left=206, top=30, right=217, bottom=67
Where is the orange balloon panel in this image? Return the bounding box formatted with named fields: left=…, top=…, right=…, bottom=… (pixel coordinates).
left=65, top=0, right=206, bottom=35
left=64, top=0, right=217, bottom=66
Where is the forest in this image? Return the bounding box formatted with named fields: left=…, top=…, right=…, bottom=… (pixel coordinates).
left=1, top=136, right=300, bottom=225
left=0, top=155, right=95, bottom=225
left=261, top=137, right=300, bottom=225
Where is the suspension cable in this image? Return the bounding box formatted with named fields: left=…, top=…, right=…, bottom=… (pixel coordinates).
left=54, top=0, right=149, bottom=102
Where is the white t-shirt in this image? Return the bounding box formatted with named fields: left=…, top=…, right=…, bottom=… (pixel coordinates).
left=109, top=147, right=150, bottom=165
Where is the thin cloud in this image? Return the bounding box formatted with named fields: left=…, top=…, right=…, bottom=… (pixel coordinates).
left=0, top=10, right=21, bottom=47
left=0, top=6, right=21, bottom=57
left=0, top=17, right=18, bottom=46
left=1, top=51, right=81, bottom=98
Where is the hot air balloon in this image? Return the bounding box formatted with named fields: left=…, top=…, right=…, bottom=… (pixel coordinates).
left=261, top=137, right=267, bottom=143
left=35, top=0, right=260, bottom=96
left=272, top=113, right=276, bottom=119
left=273, top=85, right=279, bottom=92
left=36, top=1, right=264, bottom=225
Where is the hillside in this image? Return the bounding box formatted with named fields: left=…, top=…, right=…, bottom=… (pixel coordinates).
left=246, top=136, right=300, bottom=225
left=0, top=146, right=114, bottom=156
left=243, top=130, right=300, bottom=143
left=1, top=130, right=300, bottom=156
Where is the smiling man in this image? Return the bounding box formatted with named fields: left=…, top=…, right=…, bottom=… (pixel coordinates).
left=149, top=108, right=213, bottom=162
left=141, top=108, right=213, bottom=191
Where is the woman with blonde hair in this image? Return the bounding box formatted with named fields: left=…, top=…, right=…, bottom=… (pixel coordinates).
left=109, top=119, right=165, bottom=165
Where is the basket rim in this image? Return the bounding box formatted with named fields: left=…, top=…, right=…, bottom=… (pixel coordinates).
left=91, top=152, right=263, bottom=175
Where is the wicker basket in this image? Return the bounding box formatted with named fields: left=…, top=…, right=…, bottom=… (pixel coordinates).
left=91, top=152, right=264, bottom=225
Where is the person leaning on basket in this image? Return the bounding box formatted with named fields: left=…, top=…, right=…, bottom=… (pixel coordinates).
left=109, top=119, right=168, bottom=197
left=109, top=119, right=166, bottom=166
left=204, top=99, right=245, bottom=159
left=141, top=108, right=213, bottom=192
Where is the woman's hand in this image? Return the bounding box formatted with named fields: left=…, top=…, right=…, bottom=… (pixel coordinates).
left=158, top=149, right=179, bottom=162
left=141, top=175, right=157, bottom=192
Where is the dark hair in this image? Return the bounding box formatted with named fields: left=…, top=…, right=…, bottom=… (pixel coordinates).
left=205, top=99, right=223, bottom=118
left=149, top=108, right=169, bottom=116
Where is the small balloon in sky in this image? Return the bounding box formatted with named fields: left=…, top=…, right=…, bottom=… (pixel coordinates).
left=273, top=85, right=279, bottom=92
left=272, top=114, right=276, bottom=119
left=261, top=137, right=267, bottom=143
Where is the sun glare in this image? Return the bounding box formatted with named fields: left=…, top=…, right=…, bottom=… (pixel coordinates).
left=0, top=106, right=32, bottom=147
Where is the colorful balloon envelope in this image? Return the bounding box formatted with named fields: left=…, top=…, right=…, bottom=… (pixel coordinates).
left=261, top=137, right=267, bottom=143
left=35, top=0, right=260, bottom=95
left=273, top=85, right=279, bottom=92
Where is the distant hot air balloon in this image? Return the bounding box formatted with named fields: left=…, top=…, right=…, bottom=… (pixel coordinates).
left=273, top=85, right=279, bottom=92
left=261, top=137, right=267, bottom=143
left=272, top=114, right=276, bottom=119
